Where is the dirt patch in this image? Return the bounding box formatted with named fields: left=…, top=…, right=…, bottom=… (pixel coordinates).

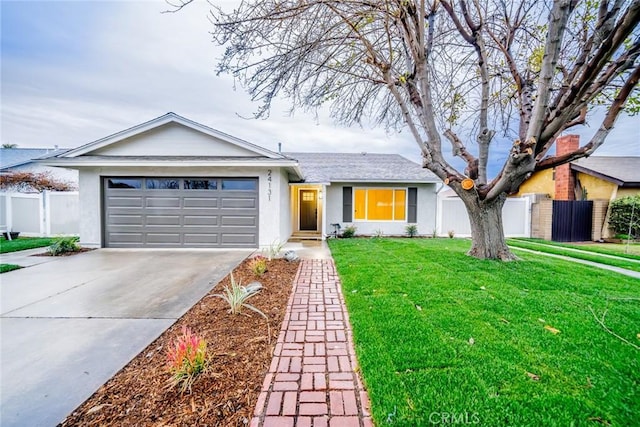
left=34, top=248, right=96, bottom=257
left=59, top=258, right=300, bottom=427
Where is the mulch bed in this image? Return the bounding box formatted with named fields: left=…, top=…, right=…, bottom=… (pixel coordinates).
left=59, top=257, right=300, bottom=427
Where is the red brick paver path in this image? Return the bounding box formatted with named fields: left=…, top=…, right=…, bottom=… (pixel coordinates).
left=251, top=259, right=373, bottom=427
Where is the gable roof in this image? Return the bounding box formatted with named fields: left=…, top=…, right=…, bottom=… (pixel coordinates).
left=571, top=156, right=640, bottom=187
left=56, top=112, right=286, bottom=159
left=284, top=152, right=440, bottom=184
left=1, top=148, right=69, bottom=170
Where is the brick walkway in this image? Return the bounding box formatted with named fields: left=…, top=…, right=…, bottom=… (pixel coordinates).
left=251, top=259, right=373, bottom=427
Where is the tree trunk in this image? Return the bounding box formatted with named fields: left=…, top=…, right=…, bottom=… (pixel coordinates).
left=460, top=194, right=518, bottom=261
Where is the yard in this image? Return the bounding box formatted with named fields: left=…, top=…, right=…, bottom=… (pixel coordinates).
left=0, top=236, right=53, bottom=253
left=329, top=238, right=639, bottom=426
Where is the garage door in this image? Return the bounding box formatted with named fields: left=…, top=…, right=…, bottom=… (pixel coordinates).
left=104, top=177, right=258, bottom=248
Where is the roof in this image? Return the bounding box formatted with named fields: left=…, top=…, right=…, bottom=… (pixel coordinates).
left=57, top=112, right=287, bottom=160
left=571, top=156, right=640, bottom=187
left=1, top=148, right=69, bottom=170
left=284, top=152, right=440, bottom=184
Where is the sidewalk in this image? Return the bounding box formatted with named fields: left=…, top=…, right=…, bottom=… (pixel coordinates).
left=0, top=247, right=55, bottom=267
left=251, top=259, right=373, bottom=427
left=511, top=246, right=640, bottom=279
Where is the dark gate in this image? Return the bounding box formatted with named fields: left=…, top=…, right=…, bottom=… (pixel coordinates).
left=552, top=200, right=593, bottom=242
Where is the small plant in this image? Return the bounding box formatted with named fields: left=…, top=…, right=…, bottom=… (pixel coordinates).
left=166, top=326, right=208, bottom=394
left=432, top=228, right=438, bottom=238
left=372, top=229, right=384, bottom=238
left=342, top=225, right=357, bottom=238
left=213, top=272, right=266, bottom=317
left=405, top=225, right=418, bottom=238
left=48, top=236, right=80, bottom=256
left=249, top=255, right=268, bottom=276
left=448, top=230, right=455, bottom=238
left=263, top=240, right=284, bottom=261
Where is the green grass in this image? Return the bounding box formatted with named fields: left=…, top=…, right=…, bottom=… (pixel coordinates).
left=510, top=238, right=640, bottom=259
left=0, top=237, right=54, bottom=254
left=329, top=238, right=639, bottom=426
left=508, top=239, right=640, bottom=273
left=0, top=264, right=22, bottom=273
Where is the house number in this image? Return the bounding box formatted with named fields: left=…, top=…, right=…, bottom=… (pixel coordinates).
left=267, top=169, right=272, bottom=201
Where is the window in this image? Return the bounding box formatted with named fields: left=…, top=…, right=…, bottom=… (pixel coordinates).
left=184, top=179, right=217, bottom=190
left=221, top=179, right=257, bottom=191
left=146, top=179, right=179, bottom=190
left=354, top=188, right=406, bottom=221
left=108, top=178, right=141, bottom=189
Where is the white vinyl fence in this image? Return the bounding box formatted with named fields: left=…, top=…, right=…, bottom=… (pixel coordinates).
left=0, top=191, right=79, bottom=236
left=437, top=195, right=532, bottom=238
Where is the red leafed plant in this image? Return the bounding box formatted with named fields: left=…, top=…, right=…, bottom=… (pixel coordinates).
left=248, top=255, right=268, bottom=276
left=166, top=326, right=208, bottom=394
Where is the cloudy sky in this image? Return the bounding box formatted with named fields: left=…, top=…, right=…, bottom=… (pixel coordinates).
left=1, top=0, right=638, bottom=178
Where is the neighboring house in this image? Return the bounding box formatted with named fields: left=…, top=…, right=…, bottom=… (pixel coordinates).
left=43, top=112, right=439, bottom=249
left=516, top=135, right=640, bottom=201
left=1, top=147, right=78, bottom=188
left=515, top=134, right=640, bottom=240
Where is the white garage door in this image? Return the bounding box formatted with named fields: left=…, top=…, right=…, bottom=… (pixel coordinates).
left=104, top=177, right=258, bottom=248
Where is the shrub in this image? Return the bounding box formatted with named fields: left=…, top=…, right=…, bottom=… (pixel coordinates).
left=263, top=240, right=284, bottom=261
left=405, top=225, right=418, bottom=238
left=49, top=236, right=80, bottom=256
left=249, top=255, right=268, bottom=276
left=609, top=195, right=640, bottom=239
left=342, top=226, right=357, bottom=238
left=0, top=171, right=76, bottom=192
left=213, top=272, right=266, bottom=317
left=166, top=326, right=208, bottom=394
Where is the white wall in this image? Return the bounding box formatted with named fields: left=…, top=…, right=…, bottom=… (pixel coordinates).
left=77, top=166, right=289, bottom=248
left=325, top=182, right=438, bottom=236
left=92, top=123, right=259, bottom=157
left=437, top=196, right=531, bottom=237
left=0, top=191, right=79, bottom=236
left=278, top=169, right=293, bottom=244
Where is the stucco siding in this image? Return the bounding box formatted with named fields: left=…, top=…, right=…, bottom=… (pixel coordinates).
left=278, top=170, right=293, bottom=244
left=325, top=182, right=437, bottom=236
left=78, top=169, right=102, bottom=247
left=615, top=188, right=640, bottom=198
left=91, top=123, right=260, bottom=157
left=576, top=173, right=616, bottom=200
left=516, top=169, right=554, bottom=198
left=78, top=166, right=287, bottom=248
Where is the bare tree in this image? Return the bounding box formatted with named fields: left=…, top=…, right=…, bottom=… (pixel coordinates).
left=173, top=0, right=639, bottom=259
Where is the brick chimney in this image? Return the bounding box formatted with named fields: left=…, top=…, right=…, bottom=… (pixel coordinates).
left=554, top=135, right=579, bottom=200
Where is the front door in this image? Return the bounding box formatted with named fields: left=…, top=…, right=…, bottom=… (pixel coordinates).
left=299, top=190, right=317, bottom=231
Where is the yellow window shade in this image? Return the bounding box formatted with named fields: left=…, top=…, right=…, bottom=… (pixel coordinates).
left=394, top=189, right=406, bottom=220
left=354, top=189, right=366, bottom=220
left=367, top=189, right=393, bottom=220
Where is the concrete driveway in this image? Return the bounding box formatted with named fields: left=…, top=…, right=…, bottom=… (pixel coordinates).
left=0, top=248, right=252, bottom=427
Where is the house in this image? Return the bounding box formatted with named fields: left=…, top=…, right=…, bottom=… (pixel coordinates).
left=516, top=134, right=640, bottom=240
left=42, top=113, right=439, bottom=248
left=516, top=135, right=640, bottom=201
left=1, top=147, right=78, bottom=188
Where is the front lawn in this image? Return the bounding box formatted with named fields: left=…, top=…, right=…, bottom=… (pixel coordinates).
left=329, top=238, right=639, bottom=426
left=0, top=237, right=54, bottom=254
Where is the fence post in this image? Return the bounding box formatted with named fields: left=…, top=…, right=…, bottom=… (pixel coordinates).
left=6, top=193, right=13, bottom=232
left=43, top=190, right=52, bottom=236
